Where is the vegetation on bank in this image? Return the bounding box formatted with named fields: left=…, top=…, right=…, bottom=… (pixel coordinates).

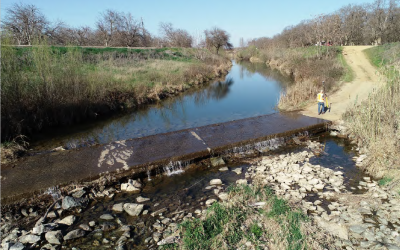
left=343, top=42, right=400, bottom=189
left=1, top=39, right=231, bottom=142
left=237, top=46, right=347, bottom=110
left=164, top=183, right=335, bottom=250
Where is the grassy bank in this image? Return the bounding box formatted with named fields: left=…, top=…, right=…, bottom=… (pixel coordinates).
left=1, top=40, right=231, bottom=142
left=343, top=43, right=400, bottom=188
left=164, top=182, right=335, bottom=250
left=237, top=46, right=348, bottom=110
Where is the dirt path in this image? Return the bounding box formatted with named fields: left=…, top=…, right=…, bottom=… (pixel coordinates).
left=301, top=46, right=384, bottom=121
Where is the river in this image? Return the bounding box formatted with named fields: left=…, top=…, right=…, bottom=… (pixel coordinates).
left=30, top=61, right=292, bottom=151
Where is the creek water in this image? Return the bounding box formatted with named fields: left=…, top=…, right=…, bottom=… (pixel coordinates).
left=59, top=134, right=367, bottom=249
left=30, top=61, right=292, bottom=151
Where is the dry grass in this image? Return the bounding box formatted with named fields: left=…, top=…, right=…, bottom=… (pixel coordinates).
left=1, top=38, right=230, bottom=141
left=343, top=44, right=400, bottom=188
left=173, top=180, right=337, bottom=250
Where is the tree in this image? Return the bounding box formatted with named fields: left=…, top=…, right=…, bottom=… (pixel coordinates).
left=96, top=9, right=123, bottom=46
left=159, top=22, right=192, bottom=47
left=204, top=27, right=232, bottom=54
left=2, top=3, right=49, bottom=45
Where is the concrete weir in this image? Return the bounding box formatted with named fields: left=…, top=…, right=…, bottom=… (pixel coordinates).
left=1, top=112, right=329, bottom=200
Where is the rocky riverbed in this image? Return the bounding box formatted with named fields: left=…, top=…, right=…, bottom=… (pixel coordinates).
left=1, top=138, right=399, bottom=249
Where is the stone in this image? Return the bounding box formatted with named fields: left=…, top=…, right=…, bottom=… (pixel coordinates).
left=112, top=203, right=124, bottom=212
left=19, top=234, right=41, bottom=244
left=79, top=223, right=91, bottom=231
left=236, top=179, right=247, bottom=185
left=136, top=196, right=150, bottom=203
left=157, top=236, right=179, bottom=246
left=101, top=222, right=117, bottom=231
left=71, top=189, right=86, bottom=198
left=123, top=203, right=144, bottom=216
left=100, top=214, right=114, bottom=220
left=58, top=215, right=76, bottom=226
left=210, top=157, right=225, bottom=167
left=218, top=193, right=229, bottom=201
left=210, top=179, right=222, bottom=185
left=45, top=230, right=63, bottom=245
left=32, top=223, right=57, bottom=235
left=219, top=167, right=229, bottom=172
left=151, top=208, right=167, bottom=217
left=63, top=229, right=85, bottom=240
left=62, top=196, right=83, bottom=210
left=206, top=199, right=217, bottom=206
left=9, top=243, right=25, bottom=250
left=21, top=208, right=28, bottom=217
left=315, top=184, right=325, bottom=190
left=153, top=232, right=162, bottom=242
left=232, top=168, right=242, bottom=174
left=121, top=179, right=142, bottom=193
left=88, top=221, right=96, bottom=227
left=349, top=225, right=366, bottom=234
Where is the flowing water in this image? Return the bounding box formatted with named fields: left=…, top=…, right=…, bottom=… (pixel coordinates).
left=30, top=61, right=292, bottom=151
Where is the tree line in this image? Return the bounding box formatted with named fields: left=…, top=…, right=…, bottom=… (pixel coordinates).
left=1, top=3, right=232, bottom=53
left=247, top=0, right=400, bottom=49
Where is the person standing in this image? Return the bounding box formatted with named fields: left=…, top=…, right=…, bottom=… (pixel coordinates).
left=317, top=90, right=325, bottom=115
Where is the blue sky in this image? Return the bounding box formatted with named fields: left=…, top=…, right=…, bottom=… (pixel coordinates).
left=1, top=0, right=374, bottom=46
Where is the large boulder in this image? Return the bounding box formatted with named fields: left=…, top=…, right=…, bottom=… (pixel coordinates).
left=123, top=203, right=144, bottom=216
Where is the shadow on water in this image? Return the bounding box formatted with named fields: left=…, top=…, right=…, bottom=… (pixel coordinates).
left=30, top=61, right=293, bottom=151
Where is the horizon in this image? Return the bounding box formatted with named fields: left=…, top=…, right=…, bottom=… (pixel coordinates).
left=1, top=0, right=375, bottom=47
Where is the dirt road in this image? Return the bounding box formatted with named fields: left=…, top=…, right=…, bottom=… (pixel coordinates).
left=301, top=46, right=383, bottom=121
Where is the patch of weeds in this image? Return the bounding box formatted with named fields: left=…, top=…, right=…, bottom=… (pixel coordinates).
left=268, top=197, right=290, bottom=217
left=286, top=210, right=307, bottom=250
left=250, top=223, right=263, bottom=239
left=160, top=243, right=179, bottom=250
left=378, top=177, right=393, bottom=186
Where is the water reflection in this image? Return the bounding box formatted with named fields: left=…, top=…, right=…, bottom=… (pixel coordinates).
left=31, top=61, right=293, bottom=151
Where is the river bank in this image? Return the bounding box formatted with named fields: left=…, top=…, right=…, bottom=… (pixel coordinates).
left=2, top=135, right=399, bottom=249
left=1, top=45, right=232, bottom=162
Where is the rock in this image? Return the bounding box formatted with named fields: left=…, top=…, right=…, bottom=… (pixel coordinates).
left=62, top=196, right=84, bottom=210
left=153, top=232, right=162, bottom=242
left=100, top=214, right=114, bottom=220
left=45, top=230, right=63, bottom=245
left=101, top=222, right=117, bottom=231
left=210, top=157, right=225, bottom=167
left=219, top=167, right=229, bottom=172
left=136, top=196, right=150, bottom=203
left=121, top=179, right=142, bottom=193
left=32, top=223, right=57, bottom=235
left=151, top=208, right=167, bottom=217
left=71, top=189, right=86, bottom=198
left=19, top=234, right=41, bottom=244
left=89, top=221, right=96, bottom=227
left=218, top=193, right=229, bottom=201
left=79, top=223, right=91, bottom=231
left=206, top=199, right=217, bottom=206
left=302, top=166, right=313, bottom=173
left=112, top=203, right=124, bottom=212
left=314, top=217, right=348, bottom=240
left=58, top=215, right=76, bottom=226
left=349, top=225, right=366, bottom=234
left=315, top=184, right=325, bottom=190
left=363, top=177, right=371, bottom=182
left=123, top=203, right=144, bottom=216
left=21, top=208, right=29, bottom=217
left=236, top=179, right=247, bottom=185
left=232, top=168, right=242, bottom=174
left=330, top=131, right=338, bottom=136
left=9, top=243, right=25, bottom=250
left=210, top=179, right=222, bottom=185
left=64, top=229, right=85, bottom=240
left=157, top=236, right=179, bottom=246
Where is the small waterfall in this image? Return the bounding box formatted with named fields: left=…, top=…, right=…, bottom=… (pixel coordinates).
left=163, top=161, right=189, bottom=176
left=147, top=169, right=152, bottom=181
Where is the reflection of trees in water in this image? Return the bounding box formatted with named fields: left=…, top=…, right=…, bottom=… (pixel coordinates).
left=193, top=77, right=234, bottom=106
left=237, top=61, right=293, bottom=88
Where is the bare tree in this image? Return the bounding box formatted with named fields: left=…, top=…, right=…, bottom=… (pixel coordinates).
left=117, top=13, right=142, bottom=47
left=96, top=9, right=123, bottom=46
left=2, top=3, right=49, bottom=45
left=204, top=27, right=233, bottom=54
left=159, top=22, right=192, bottom=47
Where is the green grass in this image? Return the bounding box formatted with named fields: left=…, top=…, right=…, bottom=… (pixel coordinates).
left=178, top=184, right=309, bottom=250
left=378, top=177, right=393, bottom=186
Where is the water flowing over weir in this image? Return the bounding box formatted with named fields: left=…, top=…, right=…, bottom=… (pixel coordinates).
left=1, top=112, right=330, bottom=202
